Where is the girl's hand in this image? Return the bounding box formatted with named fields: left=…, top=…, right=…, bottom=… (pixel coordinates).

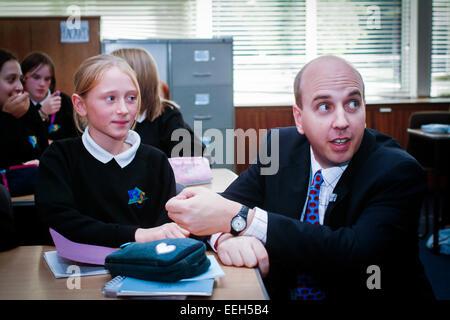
left=2, top=92, right=30, bottom=118
left=40, top=91, right=61, bottom=116
left=135, top=222, right=190, bottom=242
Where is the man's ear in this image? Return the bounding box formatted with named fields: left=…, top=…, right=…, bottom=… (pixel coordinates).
left=293, top=104, right=304, bottom=135
left=72, top=93, right=87, bottom=117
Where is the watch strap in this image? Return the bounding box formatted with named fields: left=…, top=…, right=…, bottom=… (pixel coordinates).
left=238, top=205, right=249, bottom=220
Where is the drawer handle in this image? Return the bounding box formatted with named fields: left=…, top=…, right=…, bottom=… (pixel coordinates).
left=193, top=115, right=212, bottom=120
left=192, top=72, right=212, bottom=77
left=379, top=108, right=392, bottom=113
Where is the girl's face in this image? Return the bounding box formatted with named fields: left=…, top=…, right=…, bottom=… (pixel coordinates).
left=74, top=67, right=139, bottom=151
left=0, top=60, right=23, bottom=107
left=24, top=64, right=52, bottom=102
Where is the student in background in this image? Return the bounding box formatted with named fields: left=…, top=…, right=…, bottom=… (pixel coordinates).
left=36, top=54, right=189, bottom=247
left=0, top=49, right=45, bottom=170
left=111, top=48, right=204, bottom=158
left=21, top=51, right=78, bottom=142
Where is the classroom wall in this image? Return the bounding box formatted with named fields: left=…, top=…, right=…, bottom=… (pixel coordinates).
left=0, top=17, right=100, bottom=96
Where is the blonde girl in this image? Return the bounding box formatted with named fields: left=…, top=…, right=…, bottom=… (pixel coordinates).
left=36, top=54, right=188, bottom=247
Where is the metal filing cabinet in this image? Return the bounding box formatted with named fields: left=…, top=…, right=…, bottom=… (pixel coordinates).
left=103, top=38, right=234, bottom=170
left=169, top=38, right=234, bottom=170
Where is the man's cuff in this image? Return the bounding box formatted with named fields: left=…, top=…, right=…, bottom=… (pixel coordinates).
left=243, top=207, right=267, bottom=245
left=209, top=232, right=223, bottom=252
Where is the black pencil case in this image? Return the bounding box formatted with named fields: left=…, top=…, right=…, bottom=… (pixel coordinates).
left=105, top=238, right=210, bottom=282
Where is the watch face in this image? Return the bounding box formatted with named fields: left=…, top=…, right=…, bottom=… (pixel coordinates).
left=231, top=216, right=246, bottom=232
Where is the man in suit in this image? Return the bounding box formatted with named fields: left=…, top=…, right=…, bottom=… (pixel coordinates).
left=166, top=55, right=434, bottom=299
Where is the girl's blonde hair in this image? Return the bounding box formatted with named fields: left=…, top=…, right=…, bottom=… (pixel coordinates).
left=73, top=54, right=141, bottom=132
left=111, top=48, right=179, bottom=122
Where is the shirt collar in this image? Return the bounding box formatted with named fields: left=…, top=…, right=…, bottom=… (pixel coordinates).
left=31, top=89, right=51, bottom=106
left=310, top=146, right=348, bottom=188
left=136, top=110, right=147, bottom=123
left=82, top=127, right=141, bottom=168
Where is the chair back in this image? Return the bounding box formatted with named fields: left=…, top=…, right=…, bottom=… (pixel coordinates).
left=407, top=111, right=450, bottom=170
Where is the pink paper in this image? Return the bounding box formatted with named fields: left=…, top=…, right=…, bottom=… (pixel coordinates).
left=168, top=157, right=212, bottom=186
left=49, top=228, right=118, bottom=266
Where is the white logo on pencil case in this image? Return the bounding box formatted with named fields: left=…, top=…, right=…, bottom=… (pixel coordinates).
left=156, top=242, right=176, bottom=254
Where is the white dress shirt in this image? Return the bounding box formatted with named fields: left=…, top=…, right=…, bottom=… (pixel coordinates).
left=81, top=127, right=141, bottom=168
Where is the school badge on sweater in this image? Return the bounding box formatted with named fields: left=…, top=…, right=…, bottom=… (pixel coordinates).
left=128, top=187, right=148, bottom=207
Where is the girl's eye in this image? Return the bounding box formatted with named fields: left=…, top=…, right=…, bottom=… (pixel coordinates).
left=318, top=103, right=330, bottom=112
left=127, top=95, right=137, bottom=102
left=106, top=96, right=114, bottom=102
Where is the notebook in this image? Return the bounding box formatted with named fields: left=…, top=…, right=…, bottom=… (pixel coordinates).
left=420, top=123, right=450, bottom=134
left=44, top=250, right=109, bottom=278
left=103, top=276, right=214, bottom=298
left=102, top=255, right=224, bottom=298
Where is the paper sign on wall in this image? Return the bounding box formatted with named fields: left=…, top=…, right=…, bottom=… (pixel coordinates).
left=60, top=20, right=90, bottom=43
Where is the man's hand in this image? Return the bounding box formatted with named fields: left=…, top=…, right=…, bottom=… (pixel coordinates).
left=2, top=92, right=30, bottom=118
left=217, top=236, right=269, bottom=278
left=135, top=222, right=190, bottom=242
left=165, top=186, right=242, bottom=236
left=40, top=91, right=61, bottom=117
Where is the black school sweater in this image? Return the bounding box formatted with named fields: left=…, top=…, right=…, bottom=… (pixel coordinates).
left=135, top=104, right=205, bottom=158
left=35, top=137, right=176, bottom=248
left=0, top=108, right=48, bottom=170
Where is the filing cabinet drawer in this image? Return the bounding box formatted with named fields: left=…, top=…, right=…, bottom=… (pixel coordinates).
left=170, top=43, right=232, bottom=87
left=172, top=85, right=234, bottom=129
left=202, top=127, right=235, bottom=171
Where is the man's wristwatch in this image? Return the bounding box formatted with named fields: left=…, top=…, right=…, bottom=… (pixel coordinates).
left=230, top=205, right=249, bottom=236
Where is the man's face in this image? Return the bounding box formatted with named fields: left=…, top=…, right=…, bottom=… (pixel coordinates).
left=293, top=57, right=366, bottom=168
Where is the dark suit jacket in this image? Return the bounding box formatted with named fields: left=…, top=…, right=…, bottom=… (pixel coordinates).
left=222, top=127, right=434, bottom=300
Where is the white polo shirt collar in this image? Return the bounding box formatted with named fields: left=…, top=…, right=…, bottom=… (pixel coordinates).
left=82, top=127, right=141, bottom=168
left=136, top=110, right=147, bottom=123
left=31, top=89, right=51, bottom=106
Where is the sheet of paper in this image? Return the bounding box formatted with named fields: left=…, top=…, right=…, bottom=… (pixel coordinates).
left=49, top=228, right=117, bottom=265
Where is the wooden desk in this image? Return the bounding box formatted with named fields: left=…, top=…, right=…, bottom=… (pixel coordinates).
left=205, top=168, right=238, bottom=193
left=407, top=128, right=450, bottom=253
left=407, top=128, right=450, bottom=140
left=11, top=168, right=239, bottom=206
left=0, top=246, right=268, bottom=300
left=10, top=194, right=34, bottom=207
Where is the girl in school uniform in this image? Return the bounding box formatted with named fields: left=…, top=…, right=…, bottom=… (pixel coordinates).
left=21, top=51, right=78, bottom=142
left=0, top=49, right=46, bottom=170
left=111, top=48, right=205, bottom=158
left=36, top=54, right=189, bottom=247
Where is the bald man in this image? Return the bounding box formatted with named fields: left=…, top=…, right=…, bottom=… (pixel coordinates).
left=166, top=56, right=434, bottom=300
